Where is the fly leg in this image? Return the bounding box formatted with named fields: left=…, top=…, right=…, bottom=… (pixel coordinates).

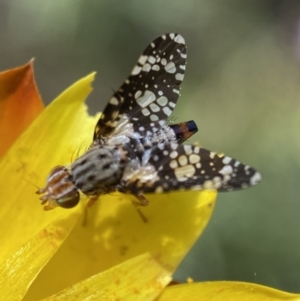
left=82, top=195, right=99, bottom=226
left=132, top=193, right=149, bottom=223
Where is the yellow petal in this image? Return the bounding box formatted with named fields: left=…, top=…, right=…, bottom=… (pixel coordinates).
left=0, top=213, right=79, bottom=301
left=0, top=60, right=44, bottom=158
left=0, top=70, right=217, bottom=299
left=156, top=282, right=300, bottom=301
left=0, top=73, right=96, bottom=263
left=26, top=191, right=216, bottom=299
left=41, top=253, right=172, bottom=301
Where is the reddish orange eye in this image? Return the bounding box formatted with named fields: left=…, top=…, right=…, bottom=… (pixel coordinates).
left=57, top=190, right=80, bottom=208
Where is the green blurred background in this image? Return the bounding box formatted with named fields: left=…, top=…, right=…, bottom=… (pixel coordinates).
left=1, top=0, right=300, bottom=292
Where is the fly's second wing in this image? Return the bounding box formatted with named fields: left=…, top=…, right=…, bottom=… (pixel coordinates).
left=122, top=143, right=261, bottom=194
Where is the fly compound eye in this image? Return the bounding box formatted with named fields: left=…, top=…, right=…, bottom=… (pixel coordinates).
left=57, top=190, right=80, bottom=208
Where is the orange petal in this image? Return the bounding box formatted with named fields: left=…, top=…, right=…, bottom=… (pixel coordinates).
left=156, top=281, right=300, bottom=301
left=0, top=60, right=44, bottom=158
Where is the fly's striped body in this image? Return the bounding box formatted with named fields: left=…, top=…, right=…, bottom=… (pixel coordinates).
left=72, top=147, right=123, bottom=195
left=37, top=33, right=261, bottom=210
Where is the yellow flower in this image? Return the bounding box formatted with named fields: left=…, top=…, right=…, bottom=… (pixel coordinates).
left=0, top=61, right=215, bottom=300
left=0, top=62, right=298, bottom=301
left=157, top=282, right=300, bottom=301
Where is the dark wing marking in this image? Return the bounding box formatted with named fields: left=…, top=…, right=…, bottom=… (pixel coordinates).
left=94, top=33, right=187, bottom=140
left=123, top=143, right=261, bottom=194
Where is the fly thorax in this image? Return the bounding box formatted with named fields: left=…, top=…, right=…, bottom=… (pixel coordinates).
left=71, top=146, right=122, bottom=195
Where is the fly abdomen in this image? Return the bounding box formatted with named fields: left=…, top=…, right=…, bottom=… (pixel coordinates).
left=71, top=146, right=122, bottom=195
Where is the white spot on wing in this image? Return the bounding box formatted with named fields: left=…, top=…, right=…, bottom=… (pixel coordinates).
left=152, top=64, right=160, bottom=71
left=158, top=143, right=165, bottom=150
left=148, top=56, right=156, bottom=64
left=194, top=147, right=200, bottom=154
left=150, top=103, right=160, bottom=112
left=162, top=106, right=172, bottom=116
left=174, top=165, right=196, bottom=181
left=169, top=160, right=178, bottom=169
left=155, top=186, right=164, bottom=193
left=135, top=90, right=142, bottom=99
left=178, top=155, right=188, bottom=166
left=138, top=55, right=148, bottom=65
left=203, top=180, right=214, bottom=189
left=189, top=154, right=200, bottom=164
left=136, top=90, right=156, bottom=108
left=234, top=161, right=240, bottom=167
left=165, top=62, right=176, bottom=74
left=170, top=143, right=177, bottom=150
left=174, top=34, right=185, bottom=44
left=157, top=96, right=168, bottom=106
left=141, top=108, right=150, bottom=116
left=219, top=165, right=233, bottom=175
left=183, top=144, right=193, bottom=155
left=212, top=177, right=222, bottom=189
left=109, top=97, right=119, bottom=105
left=131, top=65, right=141, bottom=75
left=170, top=151, right=178, bottom=159
left=209, top=152, right=216, bottom=159
left=161, top=58, right=167, bottom=66
left=250, top=172, right=261, bottom=186
left=222, top=156, right=232, bottom=164
left=150, top=114, right=159, bottom=121
left=142, top=63, right=151, bottom=72
left=175, top=73, right=184, bottom=81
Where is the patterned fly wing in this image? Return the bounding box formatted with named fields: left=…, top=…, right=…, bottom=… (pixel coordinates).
left=94, top=33, right=187, bottom=140
left=123, top=142, right=261, bottom=194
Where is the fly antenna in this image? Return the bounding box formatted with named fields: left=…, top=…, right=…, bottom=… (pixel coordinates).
left=23, top=177, right=40, bottom=190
